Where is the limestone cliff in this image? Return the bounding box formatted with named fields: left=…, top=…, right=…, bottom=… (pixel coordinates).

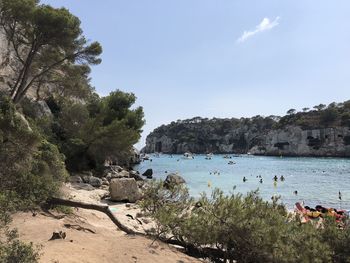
left=250, top=126, right=350, bottom=157
left=144, top=108, right=350, bottom=157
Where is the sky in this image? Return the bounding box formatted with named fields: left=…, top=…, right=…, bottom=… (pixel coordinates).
left=42, top=0, right=350, bottom=149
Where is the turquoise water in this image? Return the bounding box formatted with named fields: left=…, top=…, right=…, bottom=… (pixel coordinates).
left=134, top=154, right=350, bottom=210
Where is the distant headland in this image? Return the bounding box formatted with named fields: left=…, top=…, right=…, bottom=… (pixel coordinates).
left=143, top=102, right=350, bottom=157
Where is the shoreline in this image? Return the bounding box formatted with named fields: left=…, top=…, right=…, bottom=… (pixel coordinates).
left=142, top=152, right=350, bottom=159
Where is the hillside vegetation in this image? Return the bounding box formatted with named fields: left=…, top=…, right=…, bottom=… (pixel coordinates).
left=0, top=1, right=144, bottom=261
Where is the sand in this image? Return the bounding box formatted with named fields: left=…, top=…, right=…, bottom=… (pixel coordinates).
left=10, top=184, right=203, bottom=263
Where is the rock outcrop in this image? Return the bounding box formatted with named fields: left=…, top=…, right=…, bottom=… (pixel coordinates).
left=250, top=126, right=350, bottom=157
left=144, top=115, right=350, bottom=157
left=164, top=173, right=186, bottom=188
left=109, top=178, right=141, bottom=203
left=142, top=169, right=153, bottom=179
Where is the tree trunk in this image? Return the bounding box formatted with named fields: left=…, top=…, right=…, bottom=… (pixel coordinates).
left=48, top=197, right=225, bottom=261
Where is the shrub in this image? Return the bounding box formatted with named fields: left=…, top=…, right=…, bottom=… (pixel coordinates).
left=0, top=195, right=41, bottom=263
left=320, top=108, right=338, bottom=125
left=341, top=112, right=350, bottom=127
left=140, top=181, right=350, bottom=263
left=0, top=95, right=68, bottom=209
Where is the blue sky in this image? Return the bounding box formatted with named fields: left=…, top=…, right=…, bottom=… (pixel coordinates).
left=42, top=0, right=350, bottom=148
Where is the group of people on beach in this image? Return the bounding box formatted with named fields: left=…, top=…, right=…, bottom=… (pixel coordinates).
left=296, top=202, right=347, bottom=222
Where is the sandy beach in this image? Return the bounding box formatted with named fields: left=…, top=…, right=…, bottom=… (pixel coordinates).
left=10, top=184, right=203, bottom=263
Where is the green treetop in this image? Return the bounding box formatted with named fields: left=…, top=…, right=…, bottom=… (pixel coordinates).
left=0, top=0, right=102, bottom=103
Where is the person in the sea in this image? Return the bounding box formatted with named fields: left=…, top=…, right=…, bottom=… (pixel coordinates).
left=339, top=191, right=342, bottom=200
left=280, top=175, right=285, bottom=181
left=259, top=178, right=263, bottom=184
left=273, top=175, right=278, bottom=181
left=243, top=177, right=247, bottom=182
left=293, top=190, right=298, bottom=195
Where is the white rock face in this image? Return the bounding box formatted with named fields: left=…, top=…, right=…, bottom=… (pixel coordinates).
left=144, top=121, right=350, bottom=157
left=109, top=178, right=141, bottom=203
left=250, top=126, right=350, bottom=157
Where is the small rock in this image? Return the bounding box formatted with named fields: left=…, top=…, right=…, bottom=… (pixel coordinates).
left=118, top=170, right=130, bottom=178
left=69, top=175, right=83, bottom=184
left=141, top=218, right=151, bottom=224
left=142, top=169, right=153, bottom=179
left=88, top=176, right=103, bottom=188
left=72, top=183, right=95, bottom=191
left=163, top=173, right=186, bottom=189
left=102, top=180, right=109, bottom=186
left=130, top=171, right=144, bottom=181
left=49, top=231, right=66, bottom=241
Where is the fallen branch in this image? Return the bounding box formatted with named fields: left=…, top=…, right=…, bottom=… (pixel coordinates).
left=49, top=197, right=140, bottom=235
left=48, top=197, right=225, bottom=261
left=64, top=224, right=96, bottom=234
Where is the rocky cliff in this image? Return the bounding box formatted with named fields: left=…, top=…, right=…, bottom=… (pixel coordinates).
left=250, top=126, right=350, bottom=157
left=144, top=107, right=350, bottom=157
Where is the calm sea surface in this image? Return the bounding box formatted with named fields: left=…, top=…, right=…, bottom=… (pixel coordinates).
left=134, top=154, right=350, bottom=210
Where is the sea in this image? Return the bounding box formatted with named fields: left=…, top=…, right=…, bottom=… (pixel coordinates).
left=134, top=154, right=350, bottom=210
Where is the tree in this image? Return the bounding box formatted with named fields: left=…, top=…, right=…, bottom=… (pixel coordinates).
left=328, top=102, right=338, bottom=108
left=0, top=0, right=102, bottom=104
left=0, top=94, right=67, bottom=208
left=313, top=104, right=326, bottom=111
left=302, top=107, right=309, bottom=112
left=320, top=108, right=338, bottom=125
left=286, top=108, right=296, bottom=115
left=342, top=100, right=350, bottom=111
left=57, top=90, right=145, bottom=171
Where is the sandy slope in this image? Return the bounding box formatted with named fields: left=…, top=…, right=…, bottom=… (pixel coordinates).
left=10, top=184, right=203, bottom=263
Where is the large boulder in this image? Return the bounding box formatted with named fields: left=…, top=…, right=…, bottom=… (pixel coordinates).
left=142, top=169, right=153, bottom=179
left=109, top=178, right=141, bottom=203
left=164, top=173, right=186, bottom=189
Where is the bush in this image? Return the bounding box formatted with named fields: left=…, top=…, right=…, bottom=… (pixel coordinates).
left=320, top=108, right=338, bottom=125
left=140, top=181, right=350, bottom=263
left=341, top=112, right=350, bottom=127
left=0, top=95, right=67, bottom=209
left=0, top=195, right=41, bottom=263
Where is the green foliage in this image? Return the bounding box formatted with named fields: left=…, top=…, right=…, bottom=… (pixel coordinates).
left=341, top=112, right=350, bottom=127
left=141, top=181, right=349, bottom=263
left=286, top=108, right=296, bottom=115
left=314, top=104, right=327, bottom=111
left=0, top=195, right=41, bottom=263
left=0, top=0, right=102, bottom=103
left=320, top=108, right=338, bottom=125
left=53, top=205, right=73, bottom=215
left=0, top=95, right=67, bottom=209
left=55, top=90, right=145, bottom=171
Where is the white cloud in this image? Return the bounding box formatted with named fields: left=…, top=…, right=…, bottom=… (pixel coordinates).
left=237, top=16, right=280, bottom=43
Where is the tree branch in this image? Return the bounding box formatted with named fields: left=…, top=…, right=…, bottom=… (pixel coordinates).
left=14, top=50, right=86, bottom=103
left=48, top=197, right=225, bottom=261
